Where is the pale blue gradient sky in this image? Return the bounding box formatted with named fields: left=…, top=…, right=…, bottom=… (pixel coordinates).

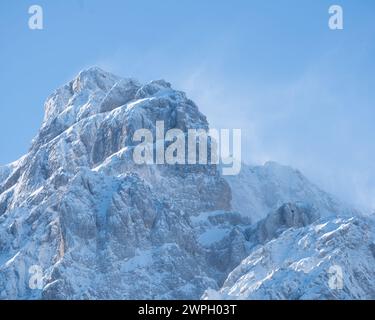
left=0, top=0, right=374, bottom=211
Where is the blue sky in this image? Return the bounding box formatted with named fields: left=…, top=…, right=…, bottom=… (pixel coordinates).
left=0, top=0, right=374, bottom=211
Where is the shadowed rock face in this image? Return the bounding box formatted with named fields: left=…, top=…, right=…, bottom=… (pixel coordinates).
left=246, top=202, right=320, bottom=245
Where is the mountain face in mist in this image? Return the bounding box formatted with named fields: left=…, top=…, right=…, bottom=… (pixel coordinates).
left=0, top=67, right=374, bottom=299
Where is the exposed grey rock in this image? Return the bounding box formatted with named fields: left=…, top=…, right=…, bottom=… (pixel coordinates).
left=246, top=202, right=320, bottom=244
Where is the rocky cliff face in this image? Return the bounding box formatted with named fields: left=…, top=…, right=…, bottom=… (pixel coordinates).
left=0, top=67, right=237, bottom=299
left=0, top=67, right=373, bottom=300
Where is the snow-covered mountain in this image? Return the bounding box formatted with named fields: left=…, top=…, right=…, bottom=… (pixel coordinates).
left=0, top=67, right=374, bottom=300
left=204, top=214, right=375, bottom=300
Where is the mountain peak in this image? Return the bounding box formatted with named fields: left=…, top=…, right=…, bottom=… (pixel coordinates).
left=43, top=68, right=181, bottom=128
left=71, top=66, right=123, bottom=94
left=32, top=67, right=208, bottom=160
